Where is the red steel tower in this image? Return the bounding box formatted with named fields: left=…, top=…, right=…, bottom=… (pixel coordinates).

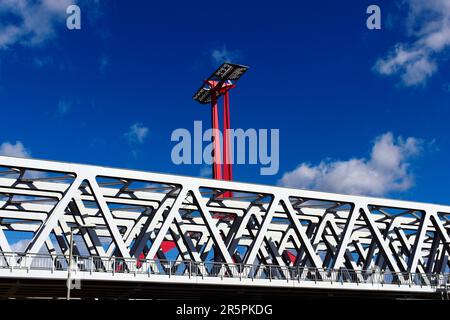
left=193, top=63, right=249, bottom=189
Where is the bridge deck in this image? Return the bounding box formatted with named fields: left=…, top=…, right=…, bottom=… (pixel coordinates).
left=0, top=253, right=449, bottom=299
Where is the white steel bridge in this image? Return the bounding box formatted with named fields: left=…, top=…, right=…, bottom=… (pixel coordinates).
left=0, top=156, right=449, bottom=299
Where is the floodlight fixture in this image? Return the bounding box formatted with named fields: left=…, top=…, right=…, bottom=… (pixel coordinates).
left=193, top=63, right=249, bottom=104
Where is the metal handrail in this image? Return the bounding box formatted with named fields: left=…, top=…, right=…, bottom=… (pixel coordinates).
left=0, top=252, right=447, bottom=288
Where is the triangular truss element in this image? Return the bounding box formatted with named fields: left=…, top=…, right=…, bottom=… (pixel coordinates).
left=0, top=155, right=449, bottom=276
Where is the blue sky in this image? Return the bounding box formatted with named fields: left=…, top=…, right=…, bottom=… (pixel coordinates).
left=0, top=0, right=449, bottom=205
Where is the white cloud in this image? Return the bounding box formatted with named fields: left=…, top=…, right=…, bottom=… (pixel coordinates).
left=33, top=56, right=52, bottom=68
left=374, top=0, right=450, bottom=86
left=125, top=123, right=149, bottom=144
left=10, top=239, right=29, bottom=252
left=211, top=45, right=241, bottom=64
left=99, top=55, right=109, bottom=72
left=10, top=238, right=49, bottom=253
left=279, top=133, right=423, bottom=197
left=57, top=99, right=71, bottom=115
left=0, top=142, right=46, bottom=178
left=0, top=141, right=31, bottom=158
left=0, top=0, right=73, bottom=50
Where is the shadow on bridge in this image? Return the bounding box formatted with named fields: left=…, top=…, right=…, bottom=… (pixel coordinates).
left=0, top=278, right=445, bottom=300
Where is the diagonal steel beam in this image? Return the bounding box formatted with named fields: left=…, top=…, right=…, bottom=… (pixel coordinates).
left=244, top=196, right=279, bottom=265
left=88, top=179, right=131, bottom=259
left=407, top=211, right=431, bottom=272
left=145, top=188, right=187, bottom=260
left=281, top=197, right=323, bottom=268
left=26, top=177, right=83, bottom=255
left=192, top=189, right=234, bottom=264
left=360, top=207, right=401, bottom=273
left=330, top=205, right=361, bottom=270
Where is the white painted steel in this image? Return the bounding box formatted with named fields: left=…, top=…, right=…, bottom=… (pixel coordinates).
left=0, top=156, right=449, bottom=295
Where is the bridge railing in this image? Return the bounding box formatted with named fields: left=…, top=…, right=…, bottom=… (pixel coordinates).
left=0, top=252, right=448, bottom=288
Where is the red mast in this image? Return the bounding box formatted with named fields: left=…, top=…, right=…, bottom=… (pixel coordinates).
left=193, top=63, right=248, bottom=188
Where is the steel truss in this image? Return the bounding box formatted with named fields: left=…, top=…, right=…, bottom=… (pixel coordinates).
left=0, top=156, right=449, bottom=295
